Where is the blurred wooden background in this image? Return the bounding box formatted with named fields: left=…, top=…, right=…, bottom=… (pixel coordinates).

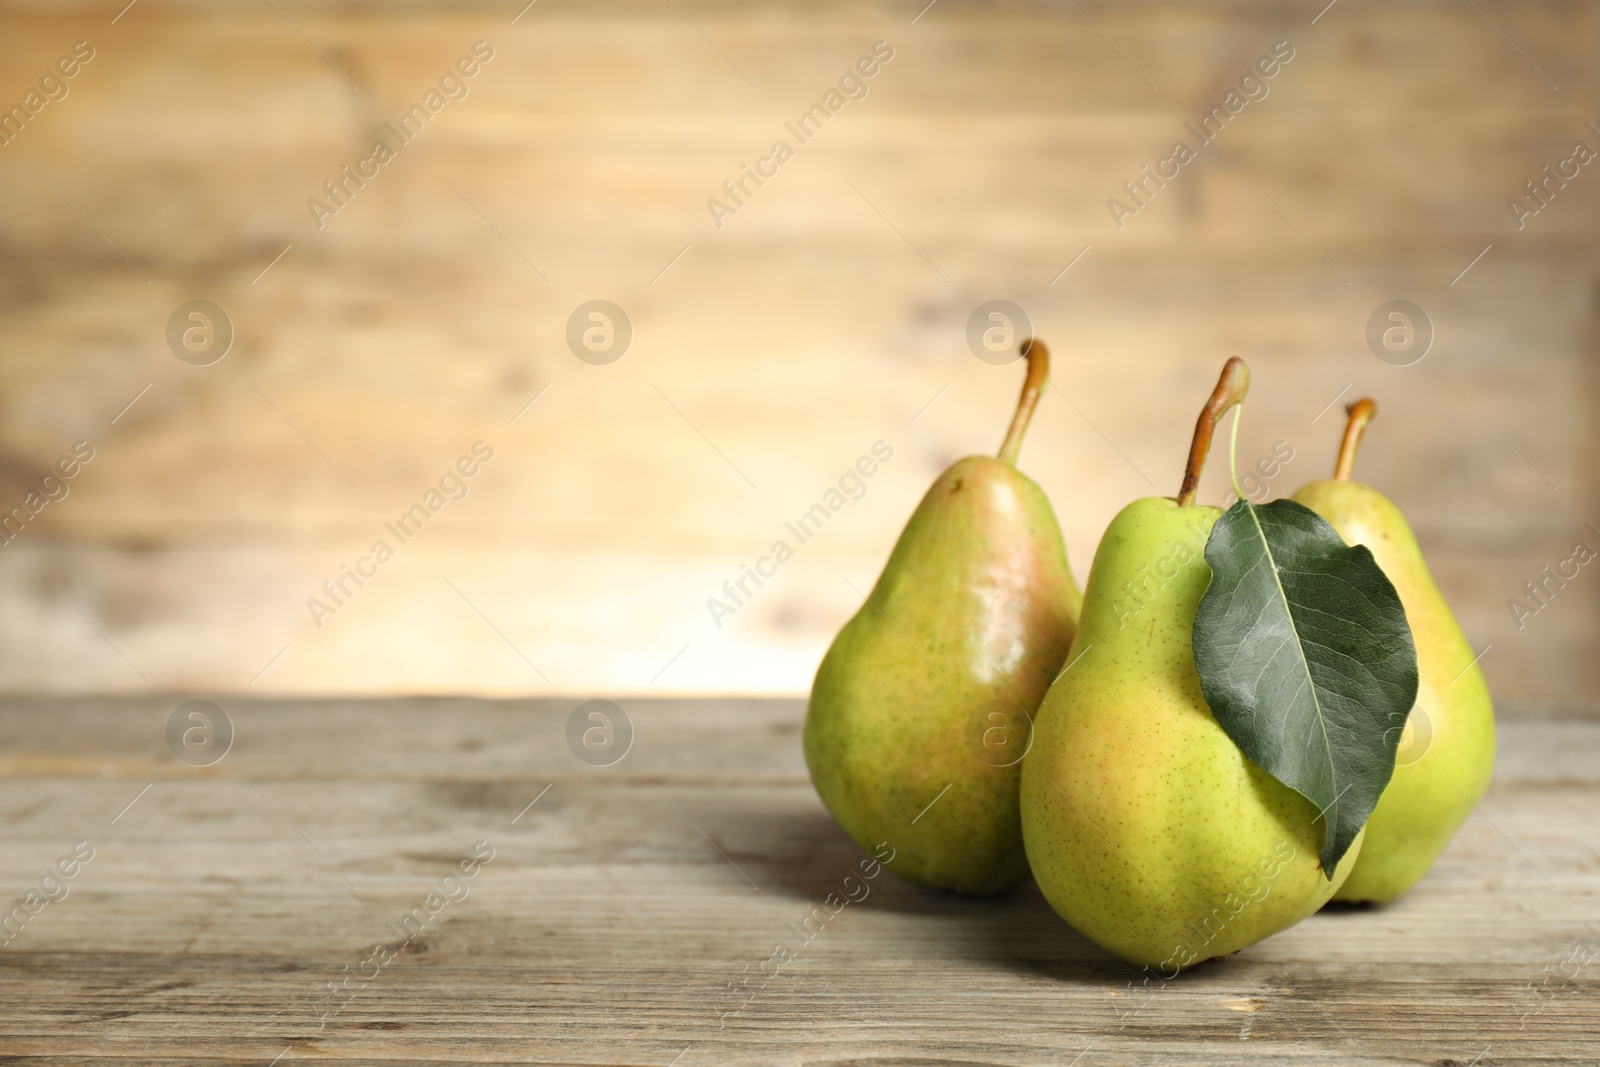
left=0, top=0, right=1594, bottom=703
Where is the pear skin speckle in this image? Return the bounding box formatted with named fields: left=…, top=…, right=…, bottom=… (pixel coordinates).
left=805, top=456, right=1081, bottom=896
left=1020, top=496, right=1362, bottom=969
left=1293, top=479, right=1495, bottom=904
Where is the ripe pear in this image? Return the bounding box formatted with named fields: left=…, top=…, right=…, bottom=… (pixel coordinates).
left=805, top=340, right=1082, bottom=896
left=1020, top=358, right=1362, bottom=970
left=1292, top=399, right=1495, bottom=903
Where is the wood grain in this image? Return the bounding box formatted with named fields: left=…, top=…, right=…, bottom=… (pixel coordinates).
left=0, top=1, right=1595, bottom=701
left=0, top=696, right=1596, bottom=1064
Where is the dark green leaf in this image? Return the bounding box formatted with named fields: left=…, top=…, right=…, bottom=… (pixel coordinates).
left=1192, top=498, right=1419, bottom=877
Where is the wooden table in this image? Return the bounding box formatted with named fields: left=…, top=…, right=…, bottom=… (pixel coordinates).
left=1, top=697, right=1596, bottom=1064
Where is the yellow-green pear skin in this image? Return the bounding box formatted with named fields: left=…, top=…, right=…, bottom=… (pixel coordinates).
left=805, top=454, right=1081, bottom=896
left=1292, top=478, right=1495, bottom=903
left=1020, top=497, right=1362, bottom=970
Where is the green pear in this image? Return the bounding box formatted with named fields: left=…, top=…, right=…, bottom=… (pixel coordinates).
left=805, top=340, right=1082, bottom=896
left=1021, top=358, right=1361, bottom=970
left=1292, top=399, right=1495, bottom=903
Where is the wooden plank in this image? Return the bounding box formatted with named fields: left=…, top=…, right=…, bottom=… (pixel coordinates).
left=0, top=697, right=1595, bottom=1064
left=0, top=1, right=1594, bottom=700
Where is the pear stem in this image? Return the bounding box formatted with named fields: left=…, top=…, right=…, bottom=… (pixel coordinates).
left=1334, top=398, right=1377, bottom=481
left=1176, top=356, right=1251, bottom=508
left=997, top=338, right=1049, bottom=467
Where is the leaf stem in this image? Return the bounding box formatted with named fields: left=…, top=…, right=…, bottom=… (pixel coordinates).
left=1334, top=398, right=1377, bottom=481
left=1227, top=404, right=1245, bottom=503
left=998, top=338, right=1049, bottom=467
left=1176, top=356, right=1251, bottom=507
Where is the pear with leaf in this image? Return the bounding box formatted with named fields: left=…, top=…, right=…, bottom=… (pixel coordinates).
left=1293, top=400, right=1495, bottom=903
left=805, top=339, right=1081, bottom=896
left=1021, top=359, right=1418, bottom=969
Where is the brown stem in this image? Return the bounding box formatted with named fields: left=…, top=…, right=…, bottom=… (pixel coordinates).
left=998, top=338, right=1049, bottom=466
left=1176, top=356, right=1251, bottom=507
left=1334, top=398, right=1377, bottom=481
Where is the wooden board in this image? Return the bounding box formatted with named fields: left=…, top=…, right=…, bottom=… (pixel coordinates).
left=0, top=2, right=1596, bottom=701
left=0, top=696, right=1596, bottom=1064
